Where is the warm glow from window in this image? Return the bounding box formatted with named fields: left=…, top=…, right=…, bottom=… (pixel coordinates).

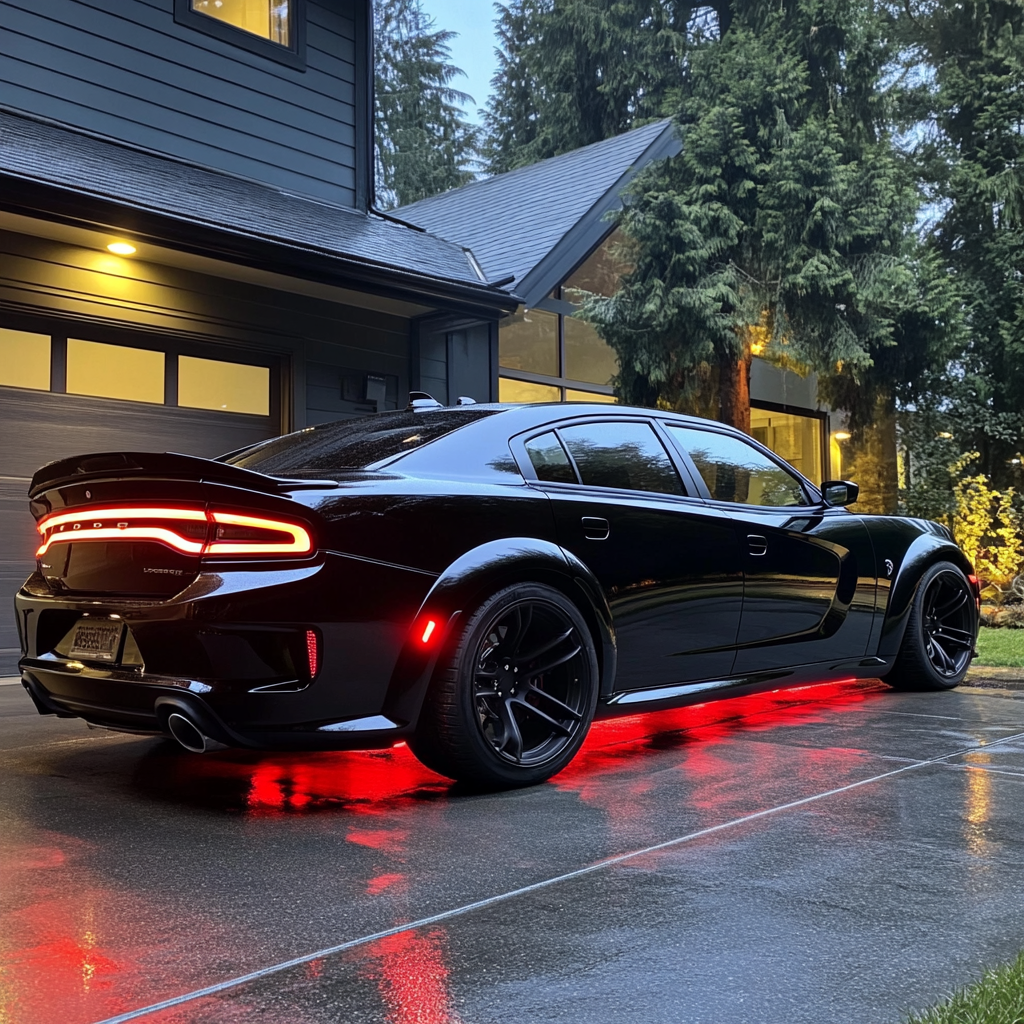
left=498, top=378, right=561, bottom=403
left=67, top=339, right=164, bottom=404
left=0, top=328, right=50, bottom=391
left=106, top=242, right=136, bottom=255
left=178, top=355, right=270, bottom=416
left=191, top=0, right=290, bottom=46
left=751, top=407, right=824, bottom=484
left=565, top=388, right=616, bottom=403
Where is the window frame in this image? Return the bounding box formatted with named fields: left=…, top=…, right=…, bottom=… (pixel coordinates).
left=174, top=0, right=308, bottom=70
left=511, top=414, right=705, bottom=502
left=661, top=420, right=821, bottom=510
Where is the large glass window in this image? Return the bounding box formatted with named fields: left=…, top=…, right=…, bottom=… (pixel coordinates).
left=0, top=328, right=50, bottom=391
left=750, top=407, right=823, bottom=484
left=179, top=355, right=270, bottom=416
left=67, top=339, right=164, bottom=405
left=562, top=229, right=632, bottom=300
left=499, top=309, right=559, bottom=377
left=559, top=422, right=684, bottom=495
left=667, top=426, right=809, bottom=507
left=498, top=378, right=561, bottom=404
left=564, top=317, right=617, bottom=387
left=191, top=0, right=290, bottom=45
left=565, top=388, right=616, bottom=403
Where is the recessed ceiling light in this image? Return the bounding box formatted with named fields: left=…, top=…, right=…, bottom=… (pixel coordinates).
left=106, top=242, right=137, bottom=255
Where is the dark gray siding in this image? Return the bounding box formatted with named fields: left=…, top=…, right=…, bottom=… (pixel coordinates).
left=1, top=0, right=363, bottom=207
left=0, top=226, right=414, bottom=673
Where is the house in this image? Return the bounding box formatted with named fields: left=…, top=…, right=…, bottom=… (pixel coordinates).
left=0, top=0, right=515, bottom=675
left=401, top=120, right=847, bottom=488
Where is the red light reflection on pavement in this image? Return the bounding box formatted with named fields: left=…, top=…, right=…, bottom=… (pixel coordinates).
left=361, top=928, right=460, bottom=1024
left=0, top=832, right=246, bottom=1024
left=557, top=680, right=887, bottom=844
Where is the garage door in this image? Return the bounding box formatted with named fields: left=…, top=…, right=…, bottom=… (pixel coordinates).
left=1, top=327, right=282, bottom=675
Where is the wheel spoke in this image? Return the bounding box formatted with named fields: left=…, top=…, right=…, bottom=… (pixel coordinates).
left=517, top=627, right=576, bottom=666
left=496, top=698, right=524, bottom=760
left=931, top=625, right=974, bottom=650
left=510, top=696, right=571, bottom=736
left=506, top=604, right=534, bottom=656
left=934, top=589, right=969, bottom=617
left=525, top=682, right=583, bottom=721
left=522, top=641, right=582, bottom=680
left=929, top=636, right=956, bottom=674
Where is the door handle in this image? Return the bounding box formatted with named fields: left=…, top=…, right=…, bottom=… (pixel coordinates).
left=747, top=534, right=767, bottom=556
left=582, top=517, right=610, bottom=541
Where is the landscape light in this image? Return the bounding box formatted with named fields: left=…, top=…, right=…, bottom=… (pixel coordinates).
left=833, top=431, right=851, bottom=441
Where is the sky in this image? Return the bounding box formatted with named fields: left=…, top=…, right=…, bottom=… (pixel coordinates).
left=419, top=1, right=499, bottom=124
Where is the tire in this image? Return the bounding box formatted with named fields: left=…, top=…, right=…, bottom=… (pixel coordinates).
left=409, top=583, right=599, bottom=788
left=885, top=561, right=977, bottom=691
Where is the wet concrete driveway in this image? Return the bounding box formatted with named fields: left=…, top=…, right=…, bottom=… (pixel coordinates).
left=4, top=677, right=1024, bottom=1024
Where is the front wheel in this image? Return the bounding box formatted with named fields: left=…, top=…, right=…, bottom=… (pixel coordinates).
left=885, top=561, right=977, bottom=691
left=410, top=583, right=599, bottom=788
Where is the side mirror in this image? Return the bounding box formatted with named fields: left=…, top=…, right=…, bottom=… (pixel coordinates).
left=821, top=480, right=859, bottom=507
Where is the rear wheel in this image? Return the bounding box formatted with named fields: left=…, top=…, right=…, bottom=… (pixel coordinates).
left=410, top=583, right=598, bottom=788
left=885, top=561, right=977, bottom=691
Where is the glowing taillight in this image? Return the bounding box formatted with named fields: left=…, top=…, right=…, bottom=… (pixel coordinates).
left=305, top=629, right=320, bottom=679
left=35, top=506, right=313, bottom=559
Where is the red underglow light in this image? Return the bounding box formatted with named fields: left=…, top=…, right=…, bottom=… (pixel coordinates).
left=420, top=619, right=437, bottom=644
left=305, top=629, right=320, bottom=679
left=35, top=506, right=312, bottom=559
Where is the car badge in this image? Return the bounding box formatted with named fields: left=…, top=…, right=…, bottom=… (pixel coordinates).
left=885, top=558, right=894, bottom=577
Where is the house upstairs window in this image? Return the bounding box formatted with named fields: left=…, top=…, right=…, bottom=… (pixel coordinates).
left=192, top=0, right=290, bottom=46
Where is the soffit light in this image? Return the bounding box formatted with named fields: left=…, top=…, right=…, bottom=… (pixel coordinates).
left=106, top=241, right=137, bottom=255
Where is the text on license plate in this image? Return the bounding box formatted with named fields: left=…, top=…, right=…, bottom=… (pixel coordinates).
left=69, top=621, right=123, bottom=661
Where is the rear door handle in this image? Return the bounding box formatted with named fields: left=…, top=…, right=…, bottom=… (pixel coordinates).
left=582, top=517, right=610, bottom=541
left=747, top=534, right=767, bottom=556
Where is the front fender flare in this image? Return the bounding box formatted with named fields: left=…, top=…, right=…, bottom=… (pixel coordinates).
left=381, top=537, right=616, bottom=726
left=877, top=534, right=974, bottom=660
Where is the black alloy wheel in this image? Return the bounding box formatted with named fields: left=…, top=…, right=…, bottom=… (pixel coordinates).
left=887, top=561, right=977, bottom=691
left=410, top=584, right=599, bottom=787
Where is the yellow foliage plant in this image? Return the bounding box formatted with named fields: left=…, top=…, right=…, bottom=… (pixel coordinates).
left=945, top=453, right=1024, bottom=602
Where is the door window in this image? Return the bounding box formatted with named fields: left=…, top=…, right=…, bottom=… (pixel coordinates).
left=666, top=425, right=809, bottom=507
left=558, top=421, right=684, bottom=495
left=524, top=432, right=577, bottom=483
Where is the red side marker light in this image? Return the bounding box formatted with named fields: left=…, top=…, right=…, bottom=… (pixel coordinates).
left=306, top=629, right=320, bottom=679
left=420, top=619, right=437, bottom=644
left=968, top=574, right=982, bottom=608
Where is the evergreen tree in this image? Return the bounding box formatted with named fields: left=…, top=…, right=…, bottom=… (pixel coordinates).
left=374, top=0, right=478, bottom=208
left=906, top=0, right=1024, bottom=487
left=583, top=2, right=957, bottom=471
left=482, top=0, right=685, bottom=174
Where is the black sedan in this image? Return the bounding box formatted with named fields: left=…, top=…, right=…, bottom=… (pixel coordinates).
left=14, top=402, right=980, bottom=787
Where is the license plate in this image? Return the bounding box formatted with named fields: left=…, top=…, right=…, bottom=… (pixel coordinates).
left=69, top=620, right=123, bottom=662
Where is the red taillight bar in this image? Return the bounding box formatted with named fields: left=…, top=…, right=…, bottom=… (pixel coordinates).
left=35, top=506, right=312, bottom=559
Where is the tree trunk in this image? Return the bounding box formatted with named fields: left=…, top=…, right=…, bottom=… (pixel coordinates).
left=719, top=351, right=751, bottom=434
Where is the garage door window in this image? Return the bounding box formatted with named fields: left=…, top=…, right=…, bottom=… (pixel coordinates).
left=67, top=339, right=164, bottom=404
left=178, top=356, right=270, bottom=416
left=0, top=328, right=50, bottom=391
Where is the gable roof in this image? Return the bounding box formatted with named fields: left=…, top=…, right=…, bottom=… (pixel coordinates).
left=398, top=120, right=679, bottom=307
left=0, top=111, right=517, bottom=315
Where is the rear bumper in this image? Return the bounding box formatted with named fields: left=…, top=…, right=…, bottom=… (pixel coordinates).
left=14, top=555, right=437, bottom=750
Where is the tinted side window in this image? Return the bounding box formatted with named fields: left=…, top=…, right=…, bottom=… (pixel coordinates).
left=559, top=421, right=684, bottom=495
left=525, top=432, right=577, bottom=483
left=666, top=426, right=809, bottom=507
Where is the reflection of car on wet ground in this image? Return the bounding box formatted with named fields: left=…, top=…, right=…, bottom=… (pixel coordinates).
left=15, top=400, right=981, bottom=787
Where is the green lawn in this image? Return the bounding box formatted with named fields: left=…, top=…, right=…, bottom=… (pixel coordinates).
left=907, top=951, right=1024, bottom=1023
left=974, top=626, right=1024, bottom=668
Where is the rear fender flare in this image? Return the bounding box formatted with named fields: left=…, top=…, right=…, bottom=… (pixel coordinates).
left=382, top=538, right=616, bottom=726
left=877, top=535, right=975, bottom=660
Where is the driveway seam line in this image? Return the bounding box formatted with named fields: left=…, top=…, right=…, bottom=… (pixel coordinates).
left=91, top=726, right=1024, bottom=1024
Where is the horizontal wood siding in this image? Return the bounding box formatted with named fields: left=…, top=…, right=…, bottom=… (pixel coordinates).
left=1, top=0, right=362, bottom=206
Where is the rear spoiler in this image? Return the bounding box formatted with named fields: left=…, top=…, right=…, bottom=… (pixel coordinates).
left=28, top=451, right=338, bottom=500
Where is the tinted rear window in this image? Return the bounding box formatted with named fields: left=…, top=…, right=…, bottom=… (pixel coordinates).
left=222, top=409, right=497, bottom=475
